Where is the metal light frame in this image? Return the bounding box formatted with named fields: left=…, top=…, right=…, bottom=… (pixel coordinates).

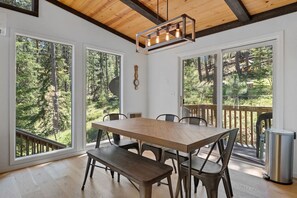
left=136, top=14, right=195, bottom=54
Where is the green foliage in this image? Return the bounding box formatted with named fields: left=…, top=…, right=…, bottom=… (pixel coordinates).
left=16, top=35, right=72, bottom=144
left=184, top=45, right=273, bottom=107
left=183, top=55, right=216, bottom=105
left=0, top=0, right=33, bottom=10
left=86, top=49, right=120, bottom=143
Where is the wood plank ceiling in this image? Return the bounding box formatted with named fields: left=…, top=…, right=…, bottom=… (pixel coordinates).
left=47, top=0, right=297, bottom=46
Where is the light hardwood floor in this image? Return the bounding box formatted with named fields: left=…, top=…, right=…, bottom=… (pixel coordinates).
left=0, top=151, right=296, bottom=198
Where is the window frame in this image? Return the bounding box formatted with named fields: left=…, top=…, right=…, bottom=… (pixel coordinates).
left=10, top=30, right=76, bottom=165
left=83, top=44, right=124, bottom=148
left=0, top=0, right=39, bottom=17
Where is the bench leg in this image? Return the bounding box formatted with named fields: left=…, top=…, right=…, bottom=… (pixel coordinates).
left=81, top=157, right=92, bottom=190
left=139, top=185, right=152, bottom=198
left=90, top=158, right=115, bottom=179
left=167, top=176, right=174, bottom=198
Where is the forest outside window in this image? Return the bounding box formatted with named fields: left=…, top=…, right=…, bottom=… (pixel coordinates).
left=0, top=0, right=38, bottom=17
left=15, top=34, right=73, bottom=158
left=85, top=48, right=121, bottom=144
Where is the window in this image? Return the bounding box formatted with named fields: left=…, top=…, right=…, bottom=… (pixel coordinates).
left=15, top=35, right=73, bottom=158
left=0, top=0, right=38, bottom=16
left=85, top=48, right=121, bottom=144
left=182, top=53, right=218, bottom=126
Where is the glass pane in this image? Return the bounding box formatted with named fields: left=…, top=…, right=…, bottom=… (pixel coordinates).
left=16, top=35, right=72, bottom=158
left=183, top=54, right=217, bottom=126
left=0, top=0, right=33, bottom=11
left=86, top=49, right=121, bottom=144
left=222, top=45, right=273, bottom=148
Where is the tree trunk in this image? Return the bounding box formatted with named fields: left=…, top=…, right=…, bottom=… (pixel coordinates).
left=105, top=53, right=109, bottom=94
left=50, top=43, right=59, bottom=141
left=235, top=51, right=242, bottom=75
left=197, top=57, right=202, bottom=82
left=204, top=56, right=210, bottom=82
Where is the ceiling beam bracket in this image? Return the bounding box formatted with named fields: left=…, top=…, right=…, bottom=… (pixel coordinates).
left=121, top=0, right=165, bottom=24
left=225, top=0, right=251, bottom=22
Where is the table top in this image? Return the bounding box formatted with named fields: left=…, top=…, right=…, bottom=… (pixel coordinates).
left=92, top=117, right=230, bottom=153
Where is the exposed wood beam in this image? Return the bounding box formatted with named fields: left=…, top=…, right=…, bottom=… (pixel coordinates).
left=120, top=0, right=165, bottom=24
left=45, top=0, right=144, bottom=47
left=224, top=0, right=250, bottom=22
left=196, top=2, right=297, bottom=39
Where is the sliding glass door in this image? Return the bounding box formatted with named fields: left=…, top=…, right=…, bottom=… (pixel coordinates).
left=181, top=41, right=274, bottom=162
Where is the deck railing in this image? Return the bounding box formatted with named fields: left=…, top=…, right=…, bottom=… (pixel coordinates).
left=184, top=104, right=272, bottom=147
left=16, top=128, right=66, bottom=157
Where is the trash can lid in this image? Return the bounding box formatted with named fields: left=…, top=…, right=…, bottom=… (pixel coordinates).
left=268, top=128, right=296, bottom=136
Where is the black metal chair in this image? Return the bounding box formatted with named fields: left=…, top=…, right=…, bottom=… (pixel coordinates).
left=162, top=116, right=208, bottom=173
left=90, top=113, right=139, bottom=182
left=103, top=113, right=139, bottom=152
left=255, top=112, right=272, bottom=158
left=141, top=114, right=180, bottom=162
left=179, top=129, right=238, bottom=198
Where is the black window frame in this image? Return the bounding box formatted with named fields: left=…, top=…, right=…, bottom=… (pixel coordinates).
left=0, top=0, right=39, bottom=17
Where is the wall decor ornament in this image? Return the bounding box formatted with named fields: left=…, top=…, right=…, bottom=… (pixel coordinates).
left=133, top=65, right=139, bottom=90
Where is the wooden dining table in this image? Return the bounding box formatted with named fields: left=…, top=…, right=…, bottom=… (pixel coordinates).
left=92, top=117, right=233, bottom=198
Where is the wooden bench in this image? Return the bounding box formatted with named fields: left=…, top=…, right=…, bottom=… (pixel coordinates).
left=81, top=146, right=174, bottom=198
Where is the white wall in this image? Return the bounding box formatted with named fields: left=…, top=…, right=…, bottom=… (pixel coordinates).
left=147, top=13, right=297, bottom=176
left=0, top=1, right=147, bottom=173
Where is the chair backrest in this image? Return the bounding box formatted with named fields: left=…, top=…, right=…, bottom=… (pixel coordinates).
left=103, top=113, right=127, bottom=142
left=179, top=116, right=208, bottom=126
left=156, top=114, right=180, bottom=122
left=199, top=129, right=239, bottom=174
left=256, top=112, right=273, bottom=134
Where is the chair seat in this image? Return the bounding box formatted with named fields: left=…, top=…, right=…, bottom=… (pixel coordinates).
left=181, top=156, right=222, bottom=174
left=164, top=149, right=189, bottom=162
left=113, top=138, right=139, bottom=150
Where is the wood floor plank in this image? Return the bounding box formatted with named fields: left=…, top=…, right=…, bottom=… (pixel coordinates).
left=0, top=153, right=296, bottom=198
left=0, top=175, right=21, bottom=198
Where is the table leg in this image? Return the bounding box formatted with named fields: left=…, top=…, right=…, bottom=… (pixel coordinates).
left=176, top=150, right=183, bottom=198
left=186, top=152, right=191, bottom=198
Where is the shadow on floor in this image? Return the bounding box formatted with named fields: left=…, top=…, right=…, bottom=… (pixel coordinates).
left=232, top=143, right=265, bottom=166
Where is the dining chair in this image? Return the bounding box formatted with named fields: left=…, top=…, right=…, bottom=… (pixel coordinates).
left=162, top=116, right=208, bottom=173
left=255, top=112, right=272, bottom=158
left=179, top=128, right=238, bottom=198
left=103, top=113, right=139, bottom=152
left=141, top=114, right=180, bottom=162
left=90, top=113, right=139, bottom=182
left=161, top=116, right=208, bottom=192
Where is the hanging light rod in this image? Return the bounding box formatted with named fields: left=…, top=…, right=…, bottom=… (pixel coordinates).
left=136, top=14, right=195, bottom=54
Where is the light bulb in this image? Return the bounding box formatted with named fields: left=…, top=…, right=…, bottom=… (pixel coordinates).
left=165, top=32, right=170, bottom=41
left=175, top=29, right=180, bottom=38
left=147, top=35, right=151, bottom=47
left=156, top=36, right=160, bottom=44
left=165, top=26, right=170, bottom=41
left=175, top=23, right=180, bottom=38
left=156, top=30, right=160, bottom=44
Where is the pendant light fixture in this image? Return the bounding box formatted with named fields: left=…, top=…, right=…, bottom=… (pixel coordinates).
left=136, top=0, right=195, bottom=54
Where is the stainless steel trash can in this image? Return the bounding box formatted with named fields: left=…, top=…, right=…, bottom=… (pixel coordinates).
left=265, top=128, right=296, bottom=184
